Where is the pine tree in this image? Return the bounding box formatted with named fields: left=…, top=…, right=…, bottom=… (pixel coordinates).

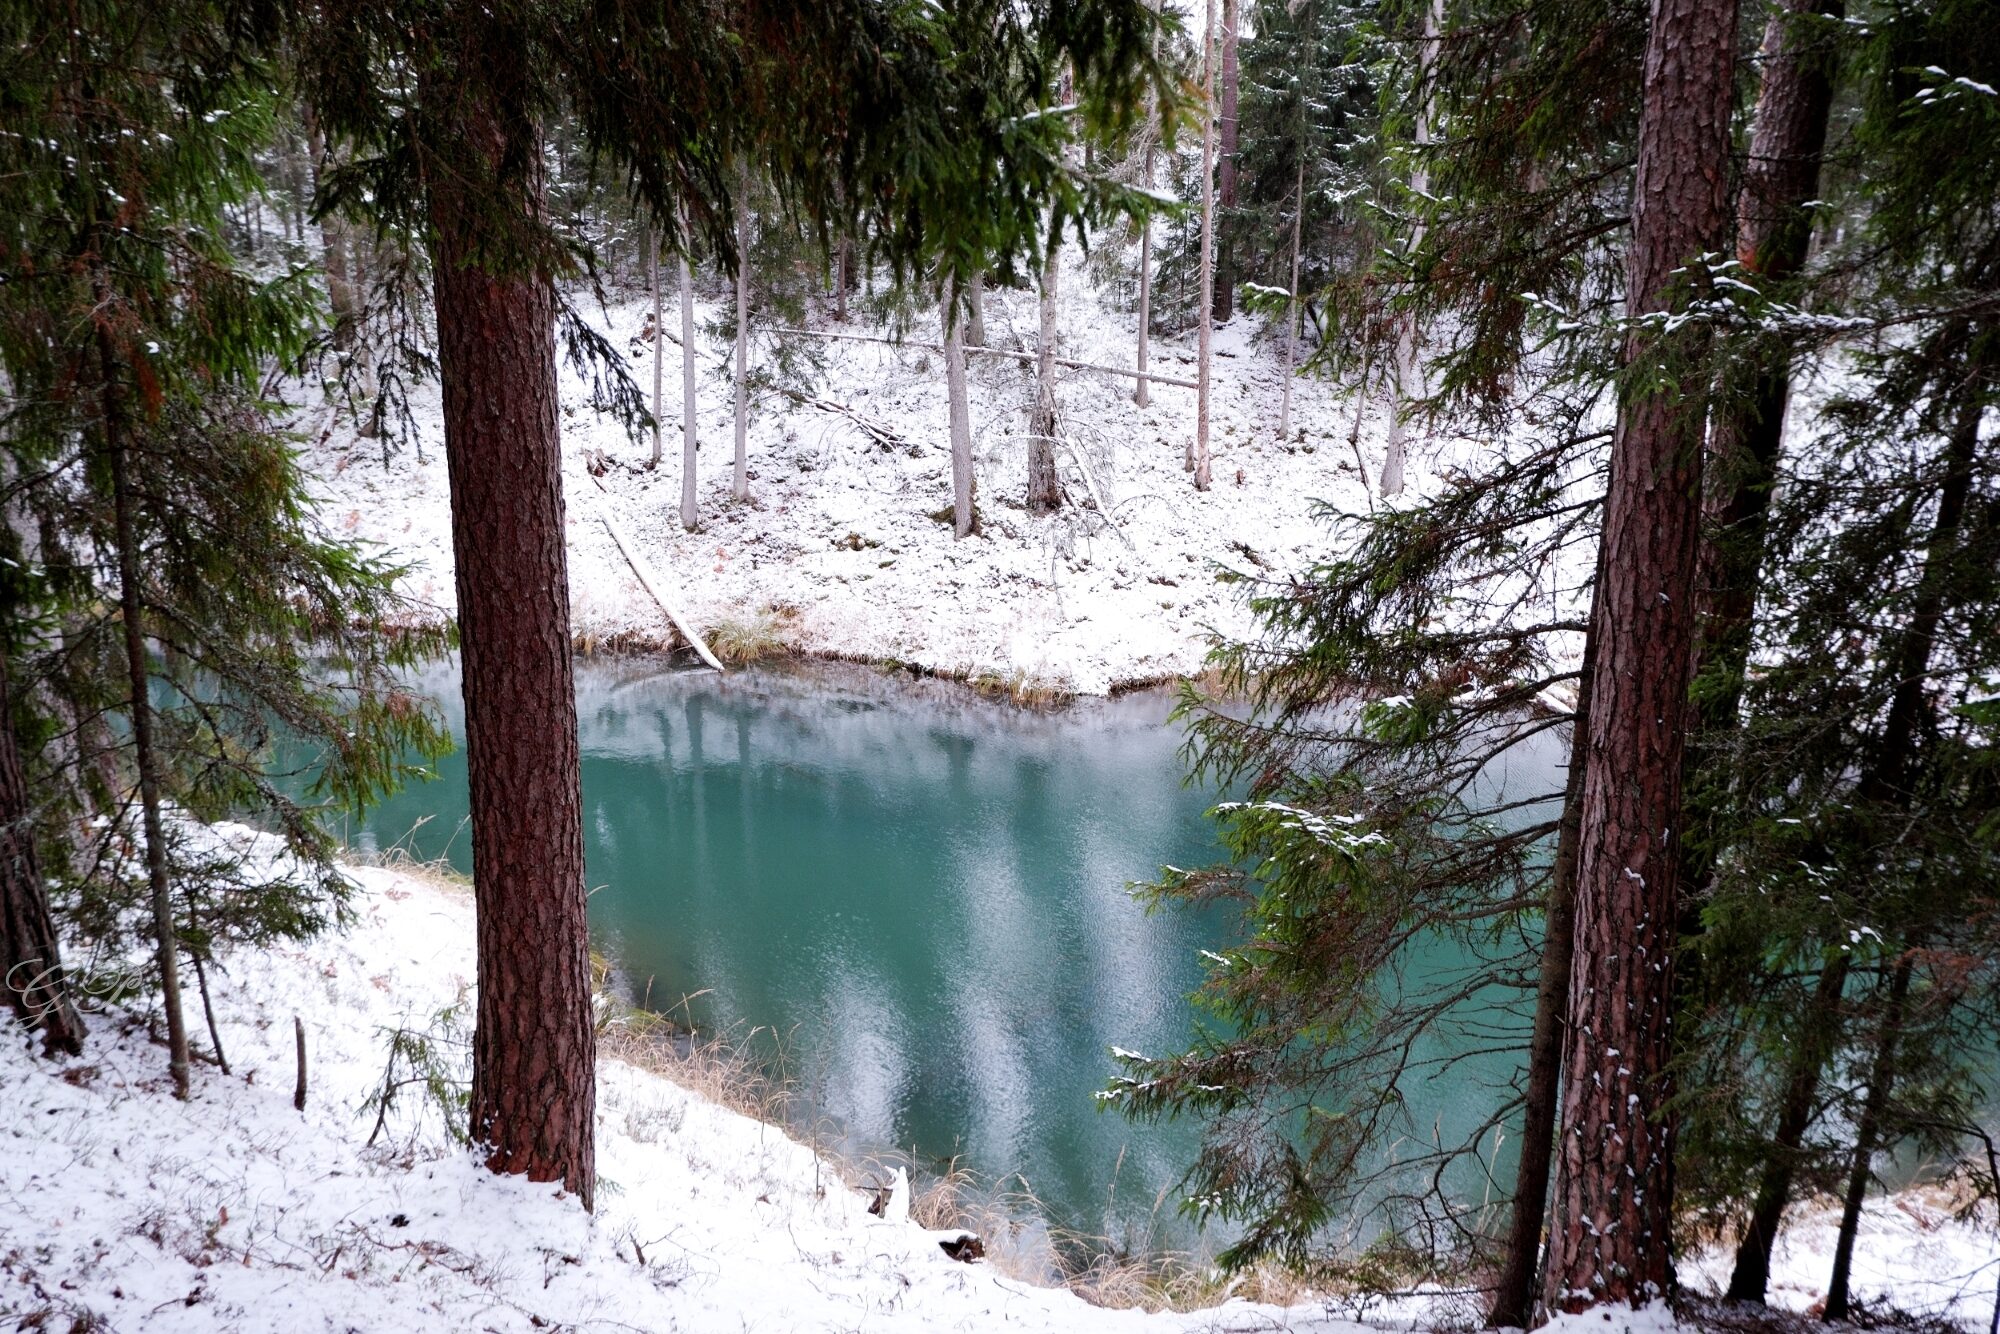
left=297, top=0, right=1172, bottom=1206
left=0, top=0, right=449, bottom=1088
left=1543, top=0, right=1740, bottom=1305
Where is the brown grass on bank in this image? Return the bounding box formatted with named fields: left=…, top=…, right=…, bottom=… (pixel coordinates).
left=704, top=606, right=798, bottom=666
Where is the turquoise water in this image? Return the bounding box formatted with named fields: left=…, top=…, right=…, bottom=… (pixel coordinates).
left=337, top=658, right=1563, bottom=1246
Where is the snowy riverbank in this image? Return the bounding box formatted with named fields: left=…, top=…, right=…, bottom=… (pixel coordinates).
left=5, top=827, right=1994, bottom=1332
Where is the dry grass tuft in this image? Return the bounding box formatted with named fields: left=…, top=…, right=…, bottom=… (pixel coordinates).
left=704, top=607, right=795, bottom=666
left=968, top=668, right=1076, bottom=709
left=595, top=989, right=791, bottom=1126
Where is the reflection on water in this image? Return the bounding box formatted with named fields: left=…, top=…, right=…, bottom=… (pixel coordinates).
left=349, top=660, right=1237, bottom=1240
left=340, top=658, right=1565, bottom=1246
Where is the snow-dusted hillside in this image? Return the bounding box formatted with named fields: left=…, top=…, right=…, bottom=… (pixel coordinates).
left=303, top=257, right=1412, bottom=695
left=0, top=827, right=1355, bottom=1332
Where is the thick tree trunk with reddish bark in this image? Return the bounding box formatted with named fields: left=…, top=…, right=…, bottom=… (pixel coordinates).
left=0, top=654, right=85, bottom=1057
left=1691, top=15, right=1846, bottom=1302
left=1544, top=0, right=1739, bottom=1309
left=1687, top=0, right=1842, bottom=843
left=424, top=87, right=596, bottom=1210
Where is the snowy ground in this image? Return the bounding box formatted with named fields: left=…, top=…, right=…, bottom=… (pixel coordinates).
left=303, top=255, right=1418, bottom=695
left=5, top=833, right=1994, bottom=1333
left=0, top=827, right=1375, bottom=1333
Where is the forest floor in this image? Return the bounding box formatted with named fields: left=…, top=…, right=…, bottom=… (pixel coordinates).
left=301, top=256, right=1446, bottom=696
left=4, top=831, right=1994, bottom=1333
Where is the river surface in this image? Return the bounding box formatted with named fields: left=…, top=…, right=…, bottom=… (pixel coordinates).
left=335, top=658, right=1562, bottom=1247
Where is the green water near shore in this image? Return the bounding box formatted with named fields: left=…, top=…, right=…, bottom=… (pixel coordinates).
left=337, top=658, right=1563, bottom=1244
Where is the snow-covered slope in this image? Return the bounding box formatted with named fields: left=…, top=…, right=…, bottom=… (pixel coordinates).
left=0, top=828, right=1367, bottom=1333
left=304, top=258, right=1411, bottom=695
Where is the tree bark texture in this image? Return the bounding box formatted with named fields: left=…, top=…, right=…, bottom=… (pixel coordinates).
left=1028, top=241, right=1063, bottom=514
left=650, top=233, right=664, bottom=469
left=1212, top=0, right=1239, bottom=323
left=99, top=317, right=190, bottom=1099
left=1824, top=952, right=1915, bottom=1322
left=733, top=190, right=751, bottom=502
left=944, top=276, right=977, bottom=539
left=0, top=652, right=85, bottom=1057
left=424, top=88, right=596, bottom=1210
left=1193, top=0, right=1217, bottom=488
left=1544, top=0, right=1739, bottom=1308
left=1488, top=591, right=1599, bottom=1328
left=680, top=245, right=699, bottom=530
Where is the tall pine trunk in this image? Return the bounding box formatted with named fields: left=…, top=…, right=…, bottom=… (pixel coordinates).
left=0, top=652, right=85, bottom=1057
left=944, top=275, right=976, bottom=539
left=423, top=85, right=595, bottom=1209
left=680, top=242, right=699, bottom=531
left=1211, top=0, right=1239, bottom=323
left=733, top=186, right=751, bottom=503
left=1543, top=0, right=1739, bottom=1307
left=1192, top=0, right=1217, bottom=488
left=105, top=357, right=191, bottom=1101
left=1693, top=13, right=1846, bottom=1302
left=1684, top=0, right=1841, bottom=905
left=1028, top=240, right=1063, bottom=514
left=1488, top=586, right=1600, bottom=1328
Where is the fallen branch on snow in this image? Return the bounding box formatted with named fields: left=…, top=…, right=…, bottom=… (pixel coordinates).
left=767, top=326, right=1198, bottom=390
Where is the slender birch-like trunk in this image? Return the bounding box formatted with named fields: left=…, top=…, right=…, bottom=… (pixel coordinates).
left=680, top=239, right=698, bottom=531
left=1380, top=0, right=1440, bottom=498
left=732, top=186, right=750, bottom=502
left=1192, top=0, right=1217, bottom=488
left=1028, top=240, right=1063, bottom=513
left=944, top=275, right=976, bottom=538
left=1279, top=155, right=1305, bottom=441
left=1212, top=0, right=1240, bottom=323
left=835, top=237, right=850, bottom=323
left=968, top=272, right=986, bottom=348
left=650, top=233, right=664, bottom=469
left=1135, top=3, right=1158, bottom=410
